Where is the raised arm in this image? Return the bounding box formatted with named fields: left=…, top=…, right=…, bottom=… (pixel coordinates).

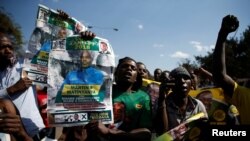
left=198, top=67, right=213, bottom=80
left=213, top=15, right=239, bottom=97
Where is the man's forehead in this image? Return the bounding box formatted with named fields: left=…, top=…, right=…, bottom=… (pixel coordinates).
left=0, top=36, right=12, bottom=45
left=0, top=36, right=10, bottom=42
left=171, top=74, right=191, bottom=80
left=122, top=59, right=135, bottom=64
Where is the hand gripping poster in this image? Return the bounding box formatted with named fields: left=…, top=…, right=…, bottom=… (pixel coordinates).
left=23, top=4, right=86, bottom=86
left=47, top=35, right=115, bottom=126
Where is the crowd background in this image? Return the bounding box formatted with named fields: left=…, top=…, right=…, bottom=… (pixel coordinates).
left=1, top=4, right=250, bottom=141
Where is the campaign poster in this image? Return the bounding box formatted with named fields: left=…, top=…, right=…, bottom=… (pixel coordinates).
left=47, top=35, right=115, bottom=126
left=28, top=4, right=86, bottom=54
left=189, top=88, right=239, bottom=125
left=24, top=4, right=86, bottom=87
left=154, top=113, right=206, bottom=141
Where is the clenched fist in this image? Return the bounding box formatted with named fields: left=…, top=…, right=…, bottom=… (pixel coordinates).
left=221, top=15, right=239, bottom=34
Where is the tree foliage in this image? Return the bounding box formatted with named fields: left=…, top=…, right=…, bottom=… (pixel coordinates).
left=178, top=58, right=198, bottom=71
left=0, top=7, right=25, bottom=57
left=193, top=26, right=250, bottom=79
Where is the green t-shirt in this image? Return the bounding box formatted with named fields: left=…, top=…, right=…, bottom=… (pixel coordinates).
left=113, top=88, right=152, bottom=131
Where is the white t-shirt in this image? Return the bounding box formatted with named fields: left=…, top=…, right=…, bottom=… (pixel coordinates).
left=0, top=60, right=45, bottom=137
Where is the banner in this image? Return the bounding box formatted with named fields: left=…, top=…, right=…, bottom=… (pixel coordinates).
left=24, top=4, right=86, bottom=87
left=189, top=88, right=239, bottom=125
left=47, top=35, right=115, bottom=126
left=24, top=4, right=115, bottom=127
left=28, top=4, right=86, bottom=54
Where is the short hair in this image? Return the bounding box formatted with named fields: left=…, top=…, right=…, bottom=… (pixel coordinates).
left=116, top=56, right=136, bottom=70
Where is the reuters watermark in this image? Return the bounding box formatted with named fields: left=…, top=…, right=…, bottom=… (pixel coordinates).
left=212, top=129, right=246, bottom=136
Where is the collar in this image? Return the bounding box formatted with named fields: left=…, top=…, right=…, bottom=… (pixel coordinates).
left=167, top=93, right=197, bottom=112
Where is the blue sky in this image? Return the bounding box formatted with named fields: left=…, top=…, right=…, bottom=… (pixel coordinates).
left=2, top=0, right=250, bottom=74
